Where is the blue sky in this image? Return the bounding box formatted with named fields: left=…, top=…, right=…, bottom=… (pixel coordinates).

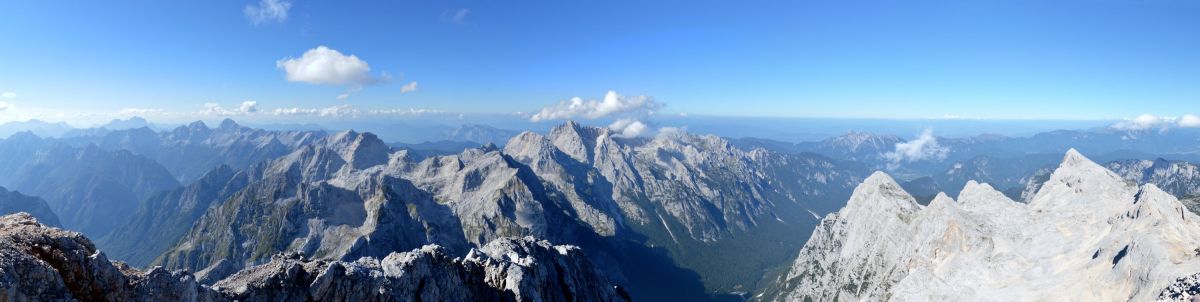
left=0, top=0, right=1198, bottom=125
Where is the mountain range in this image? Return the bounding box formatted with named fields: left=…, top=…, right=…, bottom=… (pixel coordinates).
left=110, top=121, right=867, bottom=300
left=5, top=117, right=1200, bottom=300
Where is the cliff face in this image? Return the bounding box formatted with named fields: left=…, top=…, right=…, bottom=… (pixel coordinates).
left=0, top=212, right=220, bottom=302
left=767, top=149, right=1200, bottom=301
left=0, top=213, right=628, bottom=302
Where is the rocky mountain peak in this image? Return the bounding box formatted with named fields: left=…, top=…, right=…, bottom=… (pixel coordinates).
left=170, top=121, right=213, bottom=141
left=479, top=142, right=499, bottom=152
left=6, top=130, right=42, bottom=143
left=1060, top=148, right=1090, bottom=167
left=503, top=131, right=561, bottom=164
left=771, top=147, right=1200, bottom=302
left=187, top=120, right=209, bottom=132
left=956, top=180, right=1019, bottom=211
left=1030, top=149, right=1132, bottom=212
left=326, top=130, right=390, bottom=170
left=823, top=131, right=902, bottom=152
left=1128, top=183, right=1189, bottom=222
left=549, top=121, right=602, bottom=164
left=216, top=118, right=240, bottom=130
left=926, top=192, right=956, bottom=209
left=843, top=171, right=920, bottom=216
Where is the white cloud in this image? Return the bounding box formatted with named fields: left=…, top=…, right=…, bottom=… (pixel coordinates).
left=609, top=118, right=648, bottom=137
left=238, top=101, right=259, bottom=113
left=0, top=102, right=8, bottom=111
left=1, top=92, right=15, bottom=99
left=200, top=101, right=259, bottom=116
left=1178, top=114, right=1200, bottom=128
left=277, top=46, right=384, bottom=86
left=244, top=0, right=291, bottom=25
left=202, top=103, right=224, bottom=115
left=451, top=8, right=470, bottom=23
left=884, top=128, right=949, bottom=169
left=1111, top=114, right=1167, bottom=131
left=400, top=81, right=419, bottom=93
left=529, top=90, right=662, bottom=122
left=368, top=108, right=445, bottom=115
left=272, top=104, right=360, bottom=118
left=336, top=93, right=350, bottom=100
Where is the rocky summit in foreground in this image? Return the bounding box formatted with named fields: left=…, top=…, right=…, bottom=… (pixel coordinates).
left=765, top=149, right=1200, bottom=301
left=0, top=212, right=628, bottom=302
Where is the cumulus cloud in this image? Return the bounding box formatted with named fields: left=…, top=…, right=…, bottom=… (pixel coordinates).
left=884, top=128, right=949, bottom=169
left=609, top=118, right=648, bottom=137
left=1106, top=113, right=1200, bottom=131
left=244, top=0, right=291, bottom=24
left=238, top=101, right=259, bottom=113
left=1111, top=114, right=1167, bottom=131
left=201, top=101, right=260, bottom=116
left=529, top=90, right=661, bottom=122
left=272, top=104, right=360, bottom=118
left=1178, top=114, right=1200, bottom=128
left=277, top=46, right=386, bottom=87
left=1, top=92, right=15, bottom=99
left=400, top=81, right=419, bottom=93
left=0, top=102, right=8, bottom=111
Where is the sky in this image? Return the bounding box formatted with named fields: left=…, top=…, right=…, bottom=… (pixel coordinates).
left=0, top=0, right=1198, bottom=127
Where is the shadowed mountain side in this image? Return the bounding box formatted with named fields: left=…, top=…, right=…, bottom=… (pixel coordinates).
left=0, top=134, right=180, bottom=239
left=100, top=165, right=249, bottom=267
left=0, top=186, right=61, bottom=227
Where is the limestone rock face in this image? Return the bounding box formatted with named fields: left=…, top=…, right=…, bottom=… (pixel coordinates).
left=213, top=237, right=628, bottom=302
left=0, top=212, right=220, bottom=302
left=503, top=123, right=866, bottom=243
left=768, top=149, right=1200, bottom=301
left=0, top=213, right=627, bottom=302
left=1108, top=158, right=1200, bottom=199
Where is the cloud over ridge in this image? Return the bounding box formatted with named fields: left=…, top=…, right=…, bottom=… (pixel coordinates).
left=529, top=90, right=661, bottom=122
left=201, top=101, right=259, bottom=116
left=1109, top=113, right=1200, bottom=130
left=884, top=128, right=949, bottom=168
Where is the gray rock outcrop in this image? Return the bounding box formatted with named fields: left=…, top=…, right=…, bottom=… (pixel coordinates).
left=0, top=213, right=627, bottom=302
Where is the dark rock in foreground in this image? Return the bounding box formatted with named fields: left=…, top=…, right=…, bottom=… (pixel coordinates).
left=0, top=213, right=628, bottom=302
